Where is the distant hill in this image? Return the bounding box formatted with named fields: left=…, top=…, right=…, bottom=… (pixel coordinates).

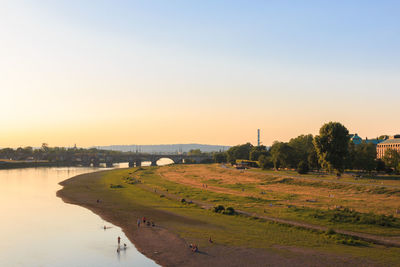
left=94, top=144, right=230, bottom=153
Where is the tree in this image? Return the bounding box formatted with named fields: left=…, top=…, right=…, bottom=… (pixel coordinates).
left=383, top=149, right=400, bottom=173
left=258, top=154, right=273, bottom=169
left=249, top=145, right=269, bottom=161
left=188, top=149, right=202, bottom=156
left=270, top=141, right=295, bottom=169
left=213, top=152, right=227, bottom=163
left=313, top=122, right=350, bottom=174
left=376, top=159, right=385, bottom=172
left=226, top=143, right=253, bottom=164
left=378, top=135, right=389, bottom=140
left=352, top=143, right=377, bottom=172
left=288, top=134, right=315, bottom=168
left=297, top=161, right=309, bottom=174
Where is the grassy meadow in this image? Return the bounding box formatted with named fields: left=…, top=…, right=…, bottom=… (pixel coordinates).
left=66, top=164, right=400, bottom=266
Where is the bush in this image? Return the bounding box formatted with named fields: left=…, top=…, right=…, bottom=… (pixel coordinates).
left=223, top=207, right=236, bottom=215
left=258, top=155, right=274, bottom=170
left=213, top=205, right=225, bottom=213
left=110, top=184, right=124, bottom=189
left=326, top=228, right=336, bottom=235
left=311, top=207, right=400, bottom=228
left=297, top=161, right=309, bottom=174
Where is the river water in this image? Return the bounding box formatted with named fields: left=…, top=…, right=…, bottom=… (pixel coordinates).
left=0, top=166, right=160, bottom=267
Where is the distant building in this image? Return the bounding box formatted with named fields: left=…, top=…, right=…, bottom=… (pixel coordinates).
left=349, top=133, right=384, bottom=146
left=377, top=135, right=400, bottom=159
left=349, top=133, right=363, bottom=145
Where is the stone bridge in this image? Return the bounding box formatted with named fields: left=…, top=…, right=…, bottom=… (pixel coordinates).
left=77, top=153, right=212, bottom=167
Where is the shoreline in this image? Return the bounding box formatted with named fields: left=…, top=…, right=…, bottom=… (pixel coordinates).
left=56, top=169, right=381, bottom=267
left=0, top=161, right=82, bottom=170
left=56, top=170, right=219, bottom=267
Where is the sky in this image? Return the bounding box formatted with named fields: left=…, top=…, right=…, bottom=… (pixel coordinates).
left=1, top=0, right=399, bottom=148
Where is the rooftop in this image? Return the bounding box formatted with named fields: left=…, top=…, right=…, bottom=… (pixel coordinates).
left=378, top=138, right=400, bottom=145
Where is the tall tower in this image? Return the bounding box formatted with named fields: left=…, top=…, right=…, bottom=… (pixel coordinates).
left=257, top=129, right=260, bottom=146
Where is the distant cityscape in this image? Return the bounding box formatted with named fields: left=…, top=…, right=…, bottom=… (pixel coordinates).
left=94, top=144, right=231, bottom=154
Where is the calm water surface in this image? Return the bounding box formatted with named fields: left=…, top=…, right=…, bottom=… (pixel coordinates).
left=0, top=165, right=160, bottom=267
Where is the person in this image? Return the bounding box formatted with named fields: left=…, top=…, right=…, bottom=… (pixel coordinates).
left=143, top=217, right=146, bottom=223
left=118, top=236, right=121, bottom=244
left=104, top=225, right=106, bottom=230
left=209, top=236, right=213, bottom=243
left=124, top=244, right=127, bottom=250
left=137, top=218, right=141, bottom=228
left=151, top=221, right=155, bottom=227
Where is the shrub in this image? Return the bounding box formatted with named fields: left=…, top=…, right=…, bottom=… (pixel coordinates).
left=213, top=205, right=225, bottom=213
left=297, top=161, right=309, bottom=174
left=223, top=207, right=236, bottom=215
left=110, top=184, right=124, bottom=189
left=311, top=208, right=400, bottom=228
left=326, top=228, right=336, bottom=235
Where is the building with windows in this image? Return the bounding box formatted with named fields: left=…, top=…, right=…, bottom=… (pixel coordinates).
left=376, top=135, right=400, bottom=159
left=349, top=133, right=384, bottom=146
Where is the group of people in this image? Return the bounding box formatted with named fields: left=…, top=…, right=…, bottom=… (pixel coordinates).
left=137, top=216, right=155, bottom=228
left=116, top=236, right=127, bottom=253
left=189, top=243, right=198, bottom=252
left=189, top=237, right=213, bottom=253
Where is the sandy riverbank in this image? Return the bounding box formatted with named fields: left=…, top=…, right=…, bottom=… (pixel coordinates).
left=57, top=169, right=378, bottom=267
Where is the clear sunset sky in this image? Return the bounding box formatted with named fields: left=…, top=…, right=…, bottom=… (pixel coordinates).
left=1, top=1, right=399, bottom=148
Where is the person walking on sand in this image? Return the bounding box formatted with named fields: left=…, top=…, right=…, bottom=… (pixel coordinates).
left=137, top=218, right=141, bottom=228
left=118, top=236, right=121, bottom=245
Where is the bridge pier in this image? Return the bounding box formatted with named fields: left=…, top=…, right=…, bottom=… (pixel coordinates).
left=82, top=161, right=91, bottom=167
left=128, top=161, right=134, bottom=168
left=150, top=160, right=157, bottom=166
left=174, top=158, right=183, bottom=164
left=106, top=162, right=114, bottom=168
left=135, top=160, right=141, bottom=167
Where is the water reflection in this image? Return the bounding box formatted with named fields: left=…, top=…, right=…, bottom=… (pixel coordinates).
left=0, top=167, right=158, bottom=267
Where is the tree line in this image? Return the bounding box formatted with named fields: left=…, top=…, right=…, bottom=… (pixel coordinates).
left=0, top=143, right=124, bottom=162
left=213, top=122, right=400, bottom=174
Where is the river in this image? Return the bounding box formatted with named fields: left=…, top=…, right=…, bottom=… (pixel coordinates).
left=0, top=165, right=160, bottom=267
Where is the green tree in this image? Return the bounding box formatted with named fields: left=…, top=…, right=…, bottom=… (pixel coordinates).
left=258, top=154, right=273, bottom=169
left=383, top=149, right=400, bottom=173
left=353, top=143, right=377, bottom=172
left=249, top=145, right=269, bottom=161
left=288, top=134, right=315, bottom=168
left=213, top=152, right=227, bottom=163
left=226, top=143, right=253, bottom=164
left=297, top=160, right=309, bottom=174
left=188, top=149, right=202, bottom=156
left=270, top=141, right=295, bottom=169
left=313, top=122, right=350, bottom=174
left=378, top=135, right=389, bottom=140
